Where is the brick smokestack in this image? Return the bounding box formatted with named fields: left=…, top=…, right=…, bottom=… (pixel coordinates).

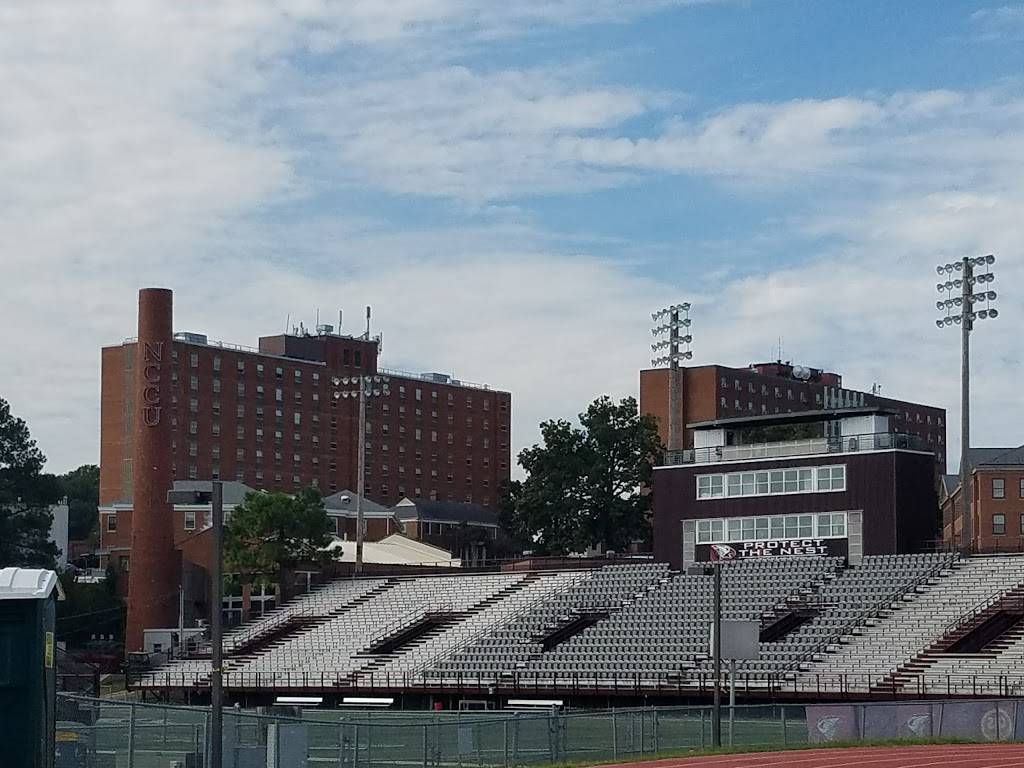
left=125, top=288, right=179, bottom=652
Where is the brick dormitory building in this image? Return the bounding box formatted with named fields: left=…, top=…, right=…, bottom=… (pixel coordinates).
left=98, top=289, right=512, bottom=577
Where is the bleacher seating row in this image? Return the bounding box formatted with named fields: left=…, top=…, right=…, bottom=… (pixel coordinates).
left=138, top=553, right=1024, bottom=696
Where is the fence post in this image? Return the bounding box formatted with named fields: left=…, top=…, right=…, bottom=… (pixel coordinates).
left=611, top=709, right=618, bottom=759
left=700, top=708, right=705, bottom=749
left=781, top=706, right=787, bottom=747
left=340, top=723, right=346, bottom=767
left=503, top=718, right=509, bottom=768
left=422, top=724, right=428, bottom=768
left=653, top=709, right=659, bottom=755
left=513, top=713, right=519, bottom=766
left=640, top=708, right=646, bottom=754
left=127, top=703, right=136, bottom=768
left=354, top=722, right=360, bottom=768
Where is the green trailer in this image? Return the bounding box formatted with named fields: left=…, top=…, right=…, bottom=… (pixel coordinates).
left=0, top=568, right=64, bottom=768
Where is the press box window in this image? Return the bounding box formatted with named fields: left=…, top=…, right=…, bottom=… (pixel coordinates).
left=184, top=510, right=196, bottom=531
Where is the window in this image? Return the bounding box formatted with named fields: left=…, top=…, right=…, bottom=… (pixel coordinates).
left=993, top=478, right=1006, bottom=499
left=354, top=351, right=362, bottom=366
left=106, top=514, right=117, bottom=533
left=993, top=514, right=1007, bottom=536
left=816, top=465, right=846, bottom=491
left=1020, top=478, right=1024, bottom=499
left=184, top=510, right=196, bottom=531
left=190, top=352, right=198, bottom=368
left=190, top=375, right=198, bottom=391
left=696, top=475, right=724, bottom=498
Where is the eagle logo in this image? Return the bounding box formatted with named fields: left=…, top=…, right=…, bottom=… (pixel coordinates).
left=711, top=544, right=737, bottom=561
left=905, top=714, right=930, bottom=737
left=816, top=716, right=842, bottom=741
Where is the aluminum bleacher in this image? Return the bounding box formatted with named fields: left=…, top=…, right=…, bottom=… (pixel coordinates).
left=137, top=554, right=1024, bottom=698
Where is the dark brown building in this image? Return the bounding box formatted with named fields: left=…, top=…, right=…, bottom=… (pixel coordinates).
left=99, top=291, right=512, bottom=575
left=640, top=362, right=947, bottom=471
left=652, top=408, right=940, bottom=569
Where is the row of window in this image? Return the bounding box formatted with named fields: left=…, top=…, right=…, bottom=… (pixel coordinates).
left=696, top=465, right=847, bottom=499
left=991, top=478, right=1024, bottom=499
left=990, top=512, right=1024, bottom=536
left=695, top=512, right=848, bottom=544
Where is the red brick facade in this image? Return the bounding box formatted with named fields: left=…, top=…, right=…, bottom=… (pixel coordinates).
left=99, top=298, right=513, bottom=566
left=641, top=363, right=946, bottom=469
left=124, top=289, right=179, bottom=651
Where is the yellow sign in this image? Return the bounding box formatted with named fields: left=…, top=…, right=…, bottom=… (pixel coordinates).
left=45, top=631, right=54, bottom=668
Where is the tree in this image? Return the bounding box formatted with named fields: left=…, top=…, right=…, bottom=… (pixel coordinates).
left=500, top=396, right=663, bottom=555
left=224, top=488, right=333, bottom=588
left=58, top=464, right=100, bottom=542
left=0, top=396, right=61, bottom=568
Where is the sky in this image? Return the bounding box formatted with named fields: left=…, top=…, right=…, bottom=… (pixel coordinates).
left=1, top=0, right=1022, bottom=475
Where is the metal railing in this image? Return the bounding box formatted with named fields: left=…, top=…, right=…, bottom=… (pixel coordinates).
left=661, top=432, right=930, bottom=466
left=786, top=554, right=959, bottom=673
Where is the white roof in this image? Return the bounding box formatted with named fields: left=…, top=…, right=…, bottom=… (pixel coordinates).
left=0, top=568, right=64, bottom=600
left=325, top=534, right=459, bottom=567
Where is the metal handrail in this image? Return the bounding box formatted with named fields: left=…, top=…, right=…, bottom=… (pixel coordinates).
left=417, top=571, right=596, bottom=674
left=941, top=589, right=1024, bottom=636
left=786, top=555, right=958, bottom=671
left=662, top=431, right=929, bottom=467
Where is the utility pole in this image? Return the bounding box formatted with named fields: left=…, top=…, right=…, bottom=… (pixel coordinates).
left=167, top=481, right=225, bottom=768
left=333, top=375, right=391, bottom=573
left=934, top=255, right=998, bottom=554
left=711, top=561, right=722, bottom=748
left=210, top=480, right=223, bottom=768
left=356, top=382, right=367, bottom=573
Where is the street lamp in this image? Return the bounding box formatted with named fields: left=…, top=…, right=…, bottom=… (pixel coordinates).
left=332, top=374, right=391, bottom=573
left=934, top=254, right=998, bottom=554
left=651, top=303, right=693, bottom=455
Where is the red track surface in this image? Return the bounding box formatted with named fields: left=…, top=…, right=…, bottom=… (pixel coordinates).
left=604, top=744, right=1024, bottom=768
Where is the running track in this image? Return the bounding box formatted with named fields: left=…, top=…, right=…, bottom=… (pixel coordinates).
left=604, top=744, right=1024, bottom=768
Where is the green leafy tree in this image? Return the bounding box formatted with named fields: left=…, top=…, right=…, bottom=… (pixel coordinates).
left=58, top=464, right=100, bottom=542
left=224, top=488, right=333, bottom=588
left=500, top=396, right=662, bottom=555
left=0, top=396, right=61, bottom=568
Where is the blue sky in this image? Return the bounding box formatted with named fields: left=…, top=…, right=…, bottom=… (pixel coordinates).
left=1, top=1, right=1022, bottom=473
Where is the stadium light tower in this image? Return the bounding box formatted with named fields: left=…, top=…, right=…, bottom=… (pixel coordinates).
left=934, top=254, right=998, bottom=554
left=333, top=374, right=391, bottom=573
left=651, top=303, right=693, bottom=455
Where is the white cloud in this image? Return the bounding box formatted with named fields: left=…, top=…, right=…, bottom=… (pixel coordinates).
left=1, top=0, right=1022, bottom=481
left=971, top=5, right=1024, bottom=41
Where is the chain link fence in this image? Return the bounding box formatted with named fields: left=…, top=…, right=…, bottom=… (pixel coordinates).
left=54, top=694, right=1024, bottom=768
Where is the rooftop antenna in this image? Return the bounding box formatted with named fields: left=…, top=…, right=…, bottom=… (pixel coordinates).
left=285, top=313, right=290, bottom=334
left=316, top=308, right=320, bottom=328
left=338, top=309, right=343, bottom=333
left=365, top=306, right=371, bottom=340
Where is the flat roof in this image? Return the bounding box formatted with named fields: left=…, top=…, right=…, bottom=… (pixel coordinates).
left=688, top=406, right=897, bottom=430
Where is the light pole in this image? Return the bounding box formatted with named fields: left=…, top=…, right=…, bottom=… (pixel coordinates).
left=934, top=254, right=998, bottom=554
left=652, top=304, right=693, bottom=456
left=332, top=374, right=391, bottom=573
left=168, top=481, right=223, bottom=768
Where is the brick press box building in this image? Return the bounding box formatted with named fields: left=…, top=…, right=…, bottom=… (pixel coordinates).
left=640, top=361, right=947, bottom=471
left=652, top=408, right=941, bottom=569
